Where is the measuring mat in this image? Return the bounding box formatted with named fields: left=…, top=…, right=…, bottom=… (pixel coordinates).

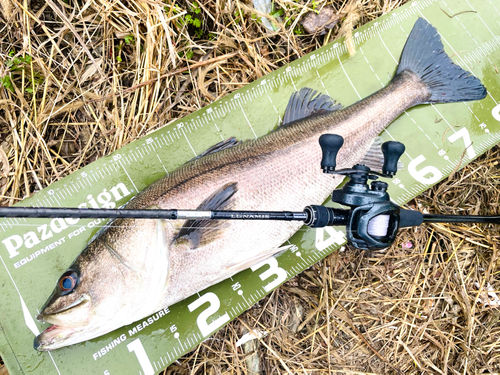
left=1, top=0, right=500, bottom=373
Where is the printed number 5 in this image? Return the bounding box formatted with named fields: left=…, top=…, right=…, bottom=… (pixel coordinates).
left=188, top=292, right=230, bottom=337
left=251, top=257, right=287, bottom=292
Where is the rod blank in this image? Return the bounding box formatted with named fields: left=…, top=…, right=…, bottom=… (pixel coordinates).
left=0, top=207, right=308, bottom=222
left=423, top=214, right=500, bottom=225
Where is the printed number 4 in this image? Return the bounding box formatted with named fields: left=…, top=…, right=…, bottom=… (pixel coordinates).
left=188, top=292, right=230, bottom=337
left=315, top=227, right=346, bottom=251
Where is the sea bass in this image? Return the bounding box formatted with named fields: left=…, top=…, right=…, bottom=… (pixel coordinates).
left=34, top=18, right=486, bottom=350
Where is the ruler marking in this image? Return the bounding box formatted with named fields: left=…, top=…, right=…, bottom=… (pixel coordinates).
left=337, top=56, right=361, bottom=100
left=213, top=123, right=225, bottom=141
left=239, top=103, right=258, bottom=139
left=181, top=128, right=197, bottom=156
left=156, top=155, right=169, bottom=175
left=118, top=160, right=139, bottom=192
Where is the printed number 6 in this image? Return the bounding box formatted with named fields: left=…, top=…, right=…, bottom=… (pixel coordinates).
left=408, top=155, right=443, bottom=185
left=251, top=257, right=287, bottom=292
left=188, top=292, right=230, bottom=337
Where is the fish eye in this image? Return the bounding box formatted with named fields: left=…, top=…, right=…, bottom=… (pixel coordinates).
left=58, top=271, right=79, bottom=295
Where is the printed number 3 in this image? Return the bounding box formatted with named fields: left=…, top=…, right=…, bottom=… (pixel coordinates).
left=188, top=292, right=230, bottom=337
left=251, top=257, right=287, bottom=292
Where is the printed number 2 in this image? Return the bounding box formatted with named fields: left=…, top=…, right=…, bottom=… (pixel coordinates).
left=188, top=292, right=230, bottom=337
left=127, top=338, right=154, bottom=375
left=251, top=257, right=287, bottom=292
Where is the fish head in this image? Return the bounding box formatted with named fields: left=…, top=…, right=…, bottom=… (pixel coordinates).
left=34, top=220, right=172, bottom=351
left=38, top=267, right=91, bottom=322
left=34, top=252, right=134, bottom=350
left=34, top=261, right=100, bottom=351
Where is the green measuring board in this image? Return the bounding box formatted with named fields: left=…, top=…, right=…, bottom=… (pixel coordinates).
left=1, top=0, right=500, bottom=373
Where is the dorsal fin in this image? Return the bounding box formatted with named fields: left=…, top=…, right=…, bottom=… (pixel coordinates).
left=190, top=137, right=240, bottom=162
left=173, top=182, right=238, bottom=249
left=281, top=87, right=342, bottom=126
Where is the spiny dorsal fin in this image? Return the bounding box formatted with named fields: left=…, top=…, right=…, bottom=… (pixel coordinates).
left=173, top=182, right=238, bottom=249
left=191, top=137, right=240, bottom=162
left=281, top=87, right=342, bottom=126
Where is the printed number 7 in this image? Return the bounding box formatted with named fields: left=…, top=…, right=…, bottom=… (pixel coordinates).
left=448, top=127, right=476, bottom=160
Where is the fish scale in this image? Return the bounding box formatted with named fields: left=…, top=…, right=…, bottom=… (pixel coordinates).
left=1, top=0, right=500, bottom=373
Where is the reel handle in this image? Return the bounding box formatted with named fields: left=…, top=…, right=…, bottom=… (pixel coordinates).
left=319, top=134, right=344, bottom=173
left=381, top=141, right=405, bottom=176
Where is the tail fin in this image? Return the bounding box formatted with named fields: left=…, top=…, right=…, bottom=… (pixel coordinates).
left=397, top=18, right=487, bottom=103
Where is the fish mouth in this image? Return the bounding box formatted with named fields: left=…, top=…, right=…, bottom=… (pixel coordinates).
left=39, top=294, right=90, bottom=319
left=34, top=324, right=83, bottom=351
left=34, top=294, right=91, bottom=351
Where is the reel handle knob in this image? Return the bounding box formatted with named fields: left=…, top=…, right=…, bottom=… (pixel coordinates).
left=381, top=141, right=405, bottom=177
left=319, top=134, right=344, bottom=173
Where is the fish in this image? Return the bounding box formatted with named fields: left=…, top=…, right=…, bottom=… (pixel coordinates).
left=34, top=18, right=486, bottom=351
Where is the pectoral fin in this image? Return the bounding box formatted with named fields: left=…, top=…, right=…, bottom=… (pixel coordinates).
left=173, top=182, right=238, bottom=249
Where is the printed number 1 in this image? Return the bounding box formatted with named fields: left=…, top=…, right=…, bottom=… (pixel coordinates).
left=127, top=338, right=154, bottom=375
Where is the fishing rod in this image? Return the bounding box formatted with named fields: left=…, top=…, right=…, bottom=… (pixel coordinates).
left=2, top=134, right=499, bottom=250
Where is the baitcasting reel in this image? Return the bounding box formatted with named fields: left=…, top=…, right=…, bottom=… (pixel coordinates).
left=1, top=134, right=499, bottom=250
left=302, top=134, right=500, bottom=249
left=304, top=134, right=424, bottom=250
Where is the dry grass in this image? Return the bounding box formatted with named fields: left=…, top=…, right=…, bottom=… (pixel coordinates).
left=0, top=0, right=499, bottom=373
